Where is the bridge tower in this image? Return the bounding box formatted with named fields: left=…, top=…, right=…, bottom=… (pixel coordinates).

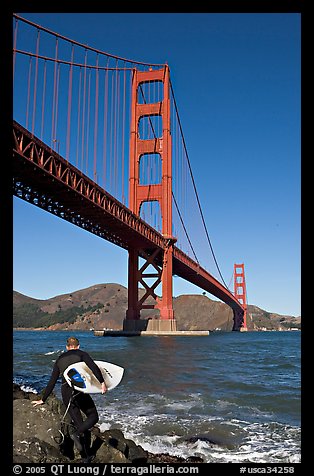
left=233, top=263, right=248, bottom=331
left=124, top=65, right=177, bottom=332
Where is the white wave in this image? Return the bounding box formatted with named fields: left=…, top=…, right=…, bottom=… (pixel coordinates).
left=20, top=385, right=38, bottom=394
left=98, top=422, right=111, bottom=432
left=44, top=350, right=62, bottom=355
left=164, top=401, right=195, bottom=411
left=97, top=405, right=301, bottom=463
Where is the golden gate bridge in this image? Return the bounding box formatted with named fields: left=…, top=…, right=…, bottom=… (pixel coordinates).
left=13, top=14, right=248, bottom=332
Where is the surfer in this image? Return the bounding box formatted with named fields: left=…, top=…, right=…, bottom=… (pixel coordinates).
left=32, top=336, right=107, bottom=453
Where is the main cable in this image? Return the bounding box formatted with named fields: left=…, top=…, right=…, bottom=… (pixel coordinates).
left=170, top=79, right=229, bottom=290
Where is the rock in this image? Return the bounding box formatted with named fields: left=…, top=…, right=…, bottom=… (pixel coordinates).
left=93, top=428, right=148, bottom=463
left=13, top=438, right=69, bottom=463
left=147, top=452, right=204, bottom=463
left=185, top=433, right=235, bottom=450
left=186, top=434, right=224, bottom=445
left=13, top=383, right=204, bottom=463
left=13, top=399, right=63, bottom=451
left=13, top=383, right=31, bottom=400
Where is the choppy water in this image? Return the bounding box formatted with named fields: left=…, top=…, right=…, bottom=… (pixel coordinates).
left=13, top=330, right=301, bottom=463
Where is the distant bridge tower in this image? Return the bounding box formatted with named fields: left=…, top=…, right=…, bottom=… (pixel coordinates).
left=124, top=65, right=177, bottom=332
left=233, top=263, right=248, bottom=331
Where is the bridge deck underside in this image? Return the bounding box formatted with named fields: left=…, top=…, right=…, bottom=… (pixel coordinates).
left=13, top=121, right=243, bottom=315
left=13, top=149, right=154, bottom=252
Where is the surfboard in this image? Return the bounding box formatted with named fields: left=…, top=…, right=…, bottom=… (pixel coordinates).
left=63, top=360, right=124, bottom=394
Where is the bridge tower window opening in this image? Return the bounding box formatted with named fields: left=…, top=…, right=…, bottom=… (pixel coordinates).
left=138, top=114, right=162, bottom=140
left=139, top=153, right=162, bottom=185
left=139, top=200, right=162, bottom=233
left=137, top=80, right=164, bottom=105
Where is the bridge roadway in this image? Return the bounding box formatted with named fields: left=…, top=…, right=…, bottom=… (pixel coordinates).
left=13, top=120, right=244, bottom=322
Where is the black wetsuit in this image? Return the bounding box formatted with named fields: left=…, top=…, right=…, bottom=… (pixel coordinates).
left=42, top=349, right=104, bottom=435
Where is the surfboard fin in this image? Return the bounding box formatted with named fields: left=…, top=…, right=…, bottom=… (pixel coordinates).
left=67, top=368, right=86, bottom=389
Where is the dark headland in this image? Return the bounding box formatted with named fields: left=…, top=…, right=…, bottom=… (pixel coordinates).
left=13, top=283, right=301, bottom=332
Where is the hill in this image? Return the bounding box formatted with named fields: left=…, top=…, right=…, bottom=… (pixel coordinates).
left=13, top=284, right=301, bottom=332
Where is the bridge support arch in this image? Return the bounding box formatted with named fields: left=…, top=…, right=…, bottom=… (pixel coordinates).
left=124, top=65, right=177, bottom=331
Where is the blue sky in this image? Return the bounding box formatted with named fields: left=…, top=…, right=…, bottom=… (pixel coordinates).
left=13, top=12, right=301, bottom=317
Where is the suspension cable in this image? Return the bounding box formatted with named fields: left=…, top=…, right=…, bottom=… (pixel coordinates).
left=228, top=269, right=234, bottom=292
left=13, top=14, right=165, bottom=68
left=138, top=83, right=197, bottom=260
left=170, top=79, right=229, bottom=290
left=172, top=192, right=199, bottom=263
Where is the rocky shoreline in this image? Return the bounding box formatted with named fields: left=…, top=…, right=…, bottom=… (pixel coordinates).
left=13, top=384, right=204, bottom=464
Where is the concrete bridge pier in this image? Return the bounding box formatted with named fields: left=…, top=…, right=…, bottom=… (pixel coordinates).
left=123, top=318, right=177, bottom=332
left=232, top=308, right=247, bottom=331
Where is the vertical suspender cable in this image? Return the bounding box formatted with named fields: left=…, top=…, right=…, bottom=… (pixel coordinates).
left=40, top=60, right=47, bottom=141
left=93, top=54, right=99, bottom=181
left=54, top=63, right=61, bottom=153
left=103, top=60, right=109, bottom=188
left=115, top=60, right=120, bottom=196
left=66, top=44, right=74, bottom=162
left=26, top=56, right=32, bottom=130
left=76, top=67, right=82, bottom=168
left=121, top=64, right=126, bottom=204
left=109, top=69, right=114, bottom=191
left=81, top=49, right=87, bottom=170
left=114, top=62, right=119, bottom=197
left=51, top=37, right=58, bottom=149
left=152, top=82, right=155, bottom=185
left=13, top=19, right=18, bottom=79
left=86, top=68, right=91, bottom=174
left=172, top=97, right=180, bottom=247
left=172, top=194, right=199, bottom=263
left=32, top=29, right=40, bottom=135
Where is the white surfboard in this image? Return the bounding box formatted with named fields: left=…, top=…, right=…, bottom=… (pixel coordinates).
left=63, top=360, right=124, bottom=394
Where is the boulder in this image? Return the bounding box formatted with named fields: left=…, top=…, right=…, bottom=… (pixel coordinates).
left=13, top=383, right=204, bottom=463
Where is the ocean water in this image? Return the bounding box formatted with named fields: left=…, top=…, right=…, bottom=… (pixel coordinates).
left=13, top=330, right=301, bottom=463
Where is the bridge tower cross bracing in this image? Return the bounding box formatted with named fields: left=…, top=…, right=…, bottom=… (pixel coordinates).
left=233, top=263, right=248, bottom=331
left=125, top=65, right=177, bottom=331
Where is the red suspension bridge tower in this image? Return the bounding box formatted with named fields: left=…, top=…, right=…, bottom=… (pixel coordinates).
left=124, top=65, right=177, bottom=332
left=233, top=263, right=248, bottom=331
